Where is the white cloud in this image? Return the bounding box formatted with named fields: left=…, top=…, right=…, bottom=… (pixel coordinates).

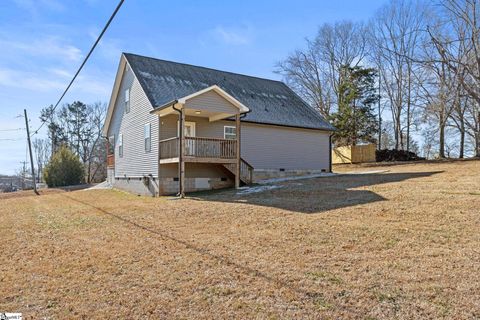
left=0, top=66, right=110, bottom=96
left=0, top=68, right=64, bottom=91
left=13, top=0, right=65, bottom=16
left=211, top=25, right=254, bottom=46
left=48, top=68, right=72, bottom=78
left=0, top=37, right=83, bottom=63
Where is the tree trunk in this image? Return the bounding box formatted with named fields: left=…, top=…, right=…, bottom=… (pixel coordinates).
left=459, top=125, right=465, bottom=159
left=439, top=121, right=446, bottom=158
left=395, top=116, right=401, bottom=150
left=476, top=132, right=480, bottom=158
left=477, top=112, right=480, bottom=158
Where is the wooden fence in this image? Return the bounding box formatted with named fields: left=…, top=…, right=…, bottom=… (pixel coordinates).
left=332, top=144, right=376, bottom=164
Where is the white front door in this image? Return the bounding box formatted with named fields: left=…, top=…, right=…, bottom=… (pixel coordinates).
left=178, top=121, right=196, bottom=155
left=184, top=122, right=196, bottom=137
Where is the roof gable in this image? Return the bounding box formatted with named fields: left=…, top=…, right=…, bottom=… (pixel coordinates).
left=123, top=53, right=334, bottom=131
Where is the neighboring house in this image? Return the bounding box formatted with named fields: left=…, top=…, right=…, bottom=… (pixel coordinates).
left=103, top=53, right=335, bottom=196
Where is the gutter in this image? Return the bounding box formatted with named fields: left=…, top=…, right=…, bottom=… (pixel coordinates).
left=150, top=99, right=178, bottom=114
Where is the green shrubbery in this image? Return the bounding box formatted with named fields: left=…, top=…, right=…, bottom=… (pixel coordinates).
left=44, top=146, right=84, bottom=187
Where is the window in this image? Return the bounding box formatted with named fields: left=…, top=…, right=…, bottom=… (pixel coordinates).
left=124, top=88, right=130, bottom=113
left=224, top=126, right=236, bottom=140
left=118, top=134, right=123, bottom=157
left=144, top=123, right=151, bottom=152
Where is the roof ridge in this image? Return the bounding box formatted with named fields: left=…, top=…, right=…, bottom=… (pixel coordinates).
left=123, top=52, right=285, bottom=84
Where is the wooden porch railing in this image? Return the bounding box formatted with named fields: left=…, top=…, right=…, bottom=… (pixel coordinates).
left=159, top=136, right=237, bottom=160
left=159, top=137, right=179, bottom=160
left=224, top=158, right=254, bottom=185
left=185, top=137, right=236, bottom=158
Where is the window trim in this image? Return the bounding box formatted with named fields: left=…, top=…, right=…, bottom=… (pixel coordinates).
left=224, top=126, right=236, bottom=140
left=124, top=88, right=130, bottom=114
left=144, top=123, right=151, bottom=153
left=118, top=133, right=123, bottom=157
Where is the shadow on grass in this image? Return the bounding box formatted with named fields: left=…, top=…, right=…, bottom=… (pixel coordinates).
left=59, top=170, right=440, bottom=311
left=61, top=193, right=335, bottom=307
left=190, top=171, right=443, bottom=214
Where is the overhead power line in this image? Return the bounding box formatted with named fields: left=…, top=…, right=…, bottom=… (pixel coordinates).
left=32, top=0, right=125, bottom=136
left=0, top=128, right=24, bottom=132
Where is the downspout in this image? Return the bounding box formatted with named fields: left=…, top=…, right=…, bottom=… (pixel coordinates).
left=171, top=101, right=183, bottom=196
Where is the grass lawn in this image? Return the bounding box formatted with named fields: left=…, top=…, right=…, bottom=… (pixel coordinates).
left=1, top=160, right=479, bottom=319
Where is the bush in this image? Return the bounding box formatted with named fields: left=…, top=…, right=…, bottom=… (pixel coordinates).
left=376, top=149, right=425, bottom=162
left=44, top=146, right=84, bottom=187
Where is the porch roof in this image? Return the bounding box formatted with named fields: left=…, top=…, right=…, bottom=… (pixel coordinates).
left=150, top=85, right=250, bottom=121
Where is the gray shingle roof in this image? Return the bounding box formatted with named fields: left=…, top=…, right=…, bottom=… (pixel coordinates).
left=124, top=53, right=334, bottom=131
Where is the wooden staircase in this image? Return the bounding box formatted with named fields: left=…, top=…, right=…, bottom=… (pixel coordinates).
left=223, top=158, right=254, bottom=185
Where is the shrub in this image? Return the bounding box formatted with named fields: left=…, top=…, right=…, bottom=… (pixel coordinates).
left=376, top=149, right=425, bottom=162
left=44, top=146, right=84, bottom=187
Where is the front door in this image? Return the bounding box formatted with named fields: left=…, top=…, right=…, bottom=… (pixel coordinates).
left=184, top=122, right=196, bottom=137
left=178, top=121, right=196, bottom=156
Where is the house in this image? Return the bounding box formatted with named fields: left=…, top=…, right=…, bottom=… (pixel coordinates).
left=102, top=53, right=335, bottom=196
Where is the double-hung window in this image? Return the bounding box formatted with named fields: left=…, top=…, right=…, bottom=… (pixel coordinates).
left=144, top=123, right=151, bottom=152
left=118, top=134, right=123, bottom=157
left=224, top=126, right=236, bottom=140
left=125, top=88, right=130, bottom=113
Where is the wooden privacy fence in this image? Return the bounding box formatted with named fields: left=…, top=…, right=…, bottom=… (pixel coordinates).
left=332, top=144, right=376, bottom=164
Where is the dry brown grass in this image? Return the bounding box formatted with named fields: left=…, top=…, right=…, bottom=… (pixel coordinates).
left=1, top=160, right=479, bottom=319
left=0, top=188, right=64, bottom=200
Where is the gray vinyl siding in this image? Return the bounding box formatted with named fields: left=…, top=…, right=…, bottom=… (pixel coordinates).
left=159, top=115, right=330, bottom=171
left=241, top=123, right=331, bottom=170
left=184, top=90, right=238, bottom=114
left=107, top=64, right=159, bottom=177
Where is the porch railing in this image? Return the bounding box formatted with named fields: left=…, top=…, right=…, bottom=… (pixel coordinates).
left=159, top=137, right=179, bottom=159
left=159, top=136, right=237, bottom=160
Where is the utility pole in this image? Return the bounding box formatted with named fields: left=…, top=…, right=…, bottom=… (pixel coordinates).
left=24, top=109, right=38, bottom=195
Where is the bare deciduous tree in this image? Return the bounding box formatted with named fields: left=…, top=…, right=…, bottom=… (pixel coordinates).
left=32, top=138, right=50, bottom=182
left=276, top=21, right=367, bottom=118
left=369, top=0, right=428, bottom=151
left=428, top=0, right=480, bottom=156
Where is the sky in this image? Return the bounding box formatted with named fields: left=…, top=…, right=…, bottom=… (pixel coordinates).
left=0, top=0, right=387, bottom=175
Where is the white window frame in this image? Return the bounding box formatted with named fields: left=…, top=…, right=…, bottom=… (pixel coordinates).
left=144, top=123, right=151, bottom=152
left=124, top=88, right=130, bottom=113
left=224, top=126, right=236, bottom=140
left=118, top=133, right=123, bottom=157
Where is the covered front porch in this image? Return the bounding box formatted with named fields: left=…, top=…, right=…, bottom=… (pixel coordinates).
left=151, top=85, right=252, bottom=196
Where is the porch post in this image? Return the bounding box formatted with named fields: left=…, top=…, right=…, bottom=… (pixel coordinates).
left=179, top=106, right=186, bottom=197
left=235, top=113, right=241, bottom=189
